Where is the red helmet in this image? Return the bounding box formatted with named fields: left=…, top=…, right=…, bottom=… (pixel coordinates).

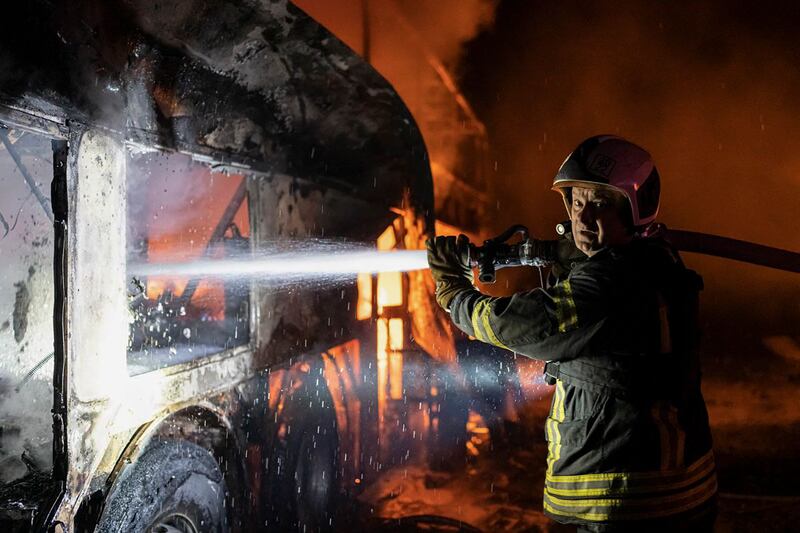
left=552, top=135, right=660, bottom=228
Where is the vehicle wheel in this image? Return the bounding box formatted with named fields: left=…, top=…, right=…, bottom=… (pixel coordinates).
left=95, top=439, right=228, bottom=533
left=291, top=422, right=338, bottom=530
left=267, top=392, right=339, bottom=531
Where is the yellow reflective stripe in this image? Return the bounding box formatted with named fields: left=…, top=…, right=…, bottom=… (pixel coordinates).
left=553, top=280, right=578, bottom=333
left=544, top=501, right=609, bottom=522
left=545, top=408, right=554, bottom=472
left=544, top=475, right=717, bottom=522
left=546, top=380, right=566, bottom=473
left=479, top=300, right=509, bottom=349
left=544, top=479, right=716, bottom=522
left=545, top=473, right=717, bottom=510
left=554, top=380, right=564, bottom=466
left=545, top=458, right=716, bottom=497
left=471, top=299, right=488, bottom=342
left=546, top=449, right=714, bottom=484
left=469, top=298, right=510, bottom=349
left=545, top=417, right=555, bottom=472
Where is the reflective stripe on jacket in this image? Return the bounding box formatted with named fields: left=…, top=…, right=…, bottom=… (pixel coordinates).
left=448, top=238, right=716, bottom=526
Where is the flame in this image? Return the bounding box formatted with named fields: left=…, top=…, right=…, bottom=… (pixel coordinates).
left=356, top=272, right=373, bottom=319
left=368, top=222, right=411, bottom=446
left=141, top=166, right=250, bottom=320
left=388, top=318, right=404, bottom=400
left=322, top=340, right=362, bottom=479
left=377, top=317, right=389, bottom=436
left=376, top=225, right=403, bottom=311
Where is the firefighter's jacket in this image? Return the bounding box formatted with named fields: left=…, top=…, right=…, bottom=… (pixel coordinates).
left=448, top=238, right=716, bottom=526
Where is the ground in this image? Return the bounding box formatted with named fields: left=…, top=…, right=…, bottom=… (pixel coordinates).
left=354, top=337, right=800, bottom=532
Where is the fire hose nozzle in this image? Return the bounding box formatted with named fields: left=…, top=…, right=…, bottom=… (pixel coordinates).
left=470, top=225, right=556, bottom=283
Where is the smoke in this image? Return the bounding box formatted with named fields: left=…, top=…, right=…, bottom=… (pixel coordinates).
left=293, top=0, right=497, bottom=67
left=392, top=0, right=497, bottom=67
left=292, top=0, right=499, bottom=239
left=458, top=1, right=800, bottom=357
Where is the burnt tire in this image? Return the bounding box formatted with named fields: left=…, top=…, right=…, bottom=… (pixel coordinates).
left=267, top=397, right=339, bottom=531
left=291, top=423, right=338, bottom=530
left=96, top=439, right=228, bottom=533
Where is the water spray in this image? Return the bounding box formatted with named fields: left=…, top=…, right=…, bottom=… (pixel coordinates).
left=128, top=243, right=429, bottom=281
left=127, top=229, right=561, bottom=287
left=128, top=222, right=800, bottom=291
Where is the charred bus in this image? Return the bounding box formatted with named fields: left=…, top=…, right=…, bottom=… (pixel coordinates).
left=0, top=1, right=466, bottom=531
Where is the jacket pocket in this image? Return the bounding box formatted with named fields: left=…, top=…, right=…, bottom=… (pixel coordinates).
left=545, top=417, right=589, bottom=447
left=544, top=381, right=605, bottom=447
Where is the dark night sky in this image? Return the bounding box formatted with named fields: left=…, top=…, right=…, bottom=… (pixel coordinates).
left=458, top=0, right=800, bottom=367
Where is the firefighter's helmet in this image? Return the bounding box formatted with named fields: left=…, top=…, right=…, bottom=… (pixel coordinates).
left=552, top=135, right=660, bottom=228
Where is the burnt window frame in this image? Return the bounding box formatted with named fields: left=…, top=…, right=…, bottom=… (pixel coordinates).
left=0, top=105, right=69, bottom=526
left=123, top=142, right=257, bottom=377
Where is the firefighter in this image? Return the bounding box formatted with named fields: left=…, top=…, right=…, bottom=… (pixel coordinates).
left=427, top=135, right=716, bottom=532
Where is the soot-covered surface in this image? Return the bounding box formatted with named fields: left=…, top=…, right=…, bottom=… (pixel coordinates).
left=0, top=0, right=433, bottom=220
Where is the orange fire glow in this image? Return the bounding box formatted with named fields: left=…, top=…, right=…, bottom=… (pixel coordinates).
left=376, top=225, right=403, bottom=312
left=143, top=171, right=249, bottom=319
left=356, top=273, right=373, bottom=319
left=322, top=339, right=362, bottom=480
left=377, top=317, right=389, bottom=435
left=371, top=222, right=409, bottom=439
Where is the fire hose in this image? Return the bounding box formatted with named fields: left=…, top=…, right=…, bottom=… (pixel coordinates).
left=470, top=223, right=800, bottom=284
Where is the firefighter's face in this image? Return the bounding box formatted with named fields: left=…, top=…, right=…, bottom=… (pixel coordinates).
left=570, top=186, right=632, bottom=257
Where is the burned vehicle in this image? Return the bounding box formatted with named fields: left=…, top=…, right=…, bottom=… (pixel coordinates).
left=0, top=1, right=459, bottom=531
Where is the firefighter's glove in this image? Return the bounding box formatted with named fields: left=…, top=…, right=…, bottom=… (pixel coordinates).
left=426, top=235, right=474, bottom=311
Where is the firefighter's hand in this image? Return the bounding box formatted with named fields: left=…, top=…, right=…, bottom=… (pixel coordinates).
left=426, top=235, right=474, bottom=310
left=427, top=234, right=473, bottom=282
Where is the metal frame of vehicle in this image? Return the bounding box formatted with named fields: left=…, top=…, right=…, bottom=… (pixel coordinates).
left=0, top=106, right=422, bottom=533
